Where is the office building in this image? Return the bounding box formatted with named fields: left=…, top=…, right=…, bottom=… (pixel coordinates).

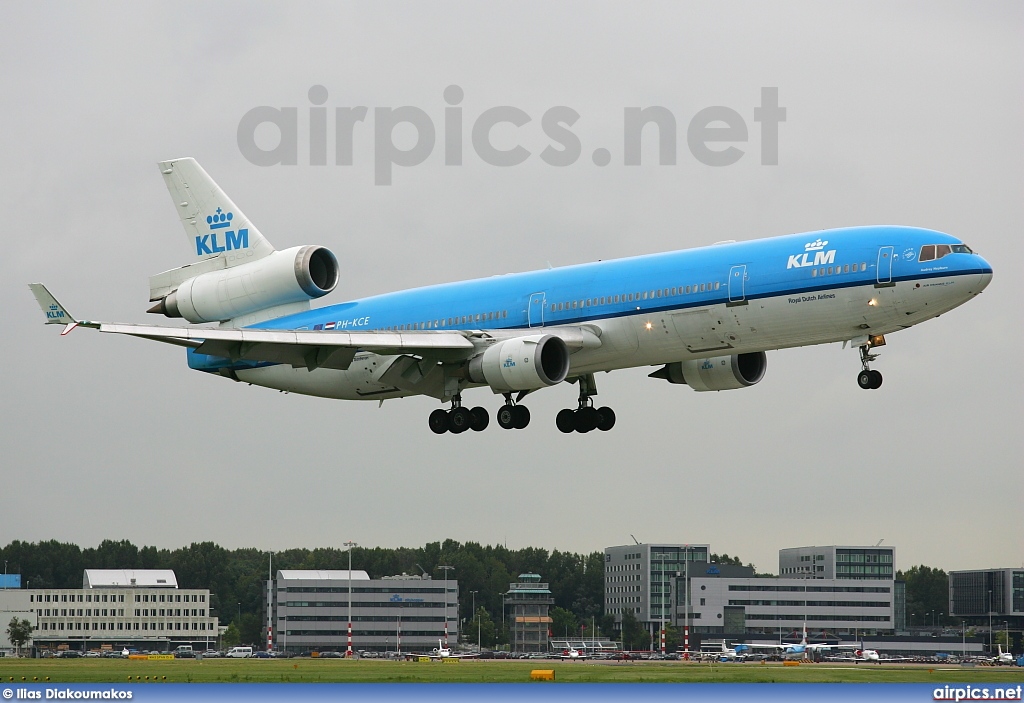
left=269, top=570, right=458, bottom=653
left=0, top=569, right=218, bottom=653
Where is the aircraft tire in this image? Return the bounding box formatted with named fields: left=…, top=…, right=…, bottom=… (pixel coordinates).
left=857, top=370, right=873, bottom=389
left=512, top=404, right=531, bottom=429
left=869, top=370, right=883, bottom=389
left=428, top=409, right=450, bottom=434
left=596, top=406, right=616, bottom=431
left=469, top=406, right=490, bottom=432
left=449, top=407, right=472, bottom=434
left=496, top=405, right=516, bottom=430
left=556, top=409, right=575, bottom=433
left=574, top=407, right=599, bottom=433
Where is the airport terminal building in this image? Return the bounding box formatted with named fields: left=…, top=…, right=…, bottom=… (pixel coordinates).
left=0, top=570, right=218, bottom=653
left=268, top=570, right=458, bottom=653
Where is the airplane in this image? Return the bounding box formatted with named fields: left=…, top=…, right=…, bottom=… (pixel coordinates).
left=991, top=644, right=1015, bottom=665
left=423, top=639, right=472, bottom=660
left=695, top=641, right=752, bottom=662
left=560, top=646, right=588, bottom=660
left=744, top=625, right=862, bottom=661
left=29, top=158, right=994, bottom=434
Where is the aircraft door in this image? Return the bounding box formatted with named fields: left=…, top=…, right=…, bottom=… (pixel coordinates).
left=528, top=292, right=546, bottom=327
left=876, top=246, right=894, bottom=285
left=728, top=265, right=747, bottom=304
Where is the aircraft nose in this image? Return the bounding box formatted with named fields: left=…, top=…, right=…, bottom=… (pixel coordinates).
left=976, top=257, right=993, bottom=291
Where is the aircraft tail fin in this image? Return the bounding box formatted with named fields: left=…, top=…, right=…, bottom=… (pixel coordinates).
left=157, top=158, right=275, bottom=265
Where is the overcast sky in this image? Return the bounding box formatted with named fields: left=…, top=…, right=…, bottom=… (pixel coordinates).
left=2, top=2, right=1021, bottom=577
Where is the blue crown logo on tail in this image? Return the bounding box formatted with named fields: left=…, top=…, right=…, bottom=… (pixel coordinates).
left=196, top=207, right=248, bottom=255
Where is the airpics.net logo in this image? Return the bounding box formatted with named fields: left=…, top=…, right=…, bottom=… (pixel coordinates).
left=237, top=85, right=786, bottom=185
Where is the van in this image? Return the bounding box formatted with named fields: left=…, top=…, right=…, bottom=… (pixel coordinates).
left=227, top=646, right=253, bottom=658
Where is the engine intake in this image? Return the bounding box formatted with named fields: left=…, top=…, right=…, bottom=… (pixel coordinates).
left=151, top=245, right=339, bottom=323
left=468, top=334, right=570, bottom=392
left=651, top=351, right=767, bottom=392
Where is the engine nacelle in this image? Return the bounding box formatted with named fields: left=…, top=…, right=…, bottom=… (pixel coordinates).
left=468, top=334, right=570, bottom=392
left=152, top=245, right=339, bottom=323
left=655, top=351, right=767, bottom=392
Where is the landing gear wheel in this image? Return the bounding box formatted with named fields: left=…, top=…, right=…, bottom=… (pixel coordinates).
left=596, top=406, right=616, bottom=431
left=428, top=409, right=450, bottom=434
left=869, top=370, right=883, bottom=389
left=556, top=409, right=576, bottom=434
left=512, top=405, right=531, bottom=429
left=574, top=406, right=599, bottom=433
left=496, top=405, right=516, bottom=430
left=469, top=406, right=490, bottom=432
left=449, top=406, right=472, bottom=434
left=857, top=370, right=874, bottom=389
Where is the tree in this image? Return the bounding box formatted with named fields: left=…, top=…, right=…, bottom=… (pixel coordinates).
left=221, top=622, right=240, bottom=649
left=620, top=611, right=647, bottom=651
left=549, top=607, right=578, bottom=640
left=898, top=565, right=949, bottom=626
left=7, top=617, right=32, bottom=656
left=466, top=606, right=497, bottom=648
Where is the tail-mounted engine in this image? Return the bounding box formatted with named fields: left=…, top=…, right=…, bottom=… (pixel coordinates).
left=149, top=245, right=339, bottom=324
left=650, top=351, right=767, bottom=391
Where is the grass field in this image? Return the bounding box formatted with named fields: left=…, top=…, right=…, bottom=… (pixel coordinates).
left=2, top=659, right=1023, bottom=684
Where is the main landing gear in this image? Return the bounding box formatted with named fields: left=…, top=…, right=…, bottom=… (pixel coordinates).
left=429, top=395, right=490, bottom=434
left=556, top=375, right=616, bottom=433
left=856, top=337, right=884, bottom=390
left=496, top=393, right=531, bottom=430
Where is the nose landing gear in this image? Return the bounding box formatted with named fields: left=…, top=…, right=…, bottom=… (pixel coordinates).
left=856, top=337, right=884, bottom=390
left=428, top=395, right=490, bottom=434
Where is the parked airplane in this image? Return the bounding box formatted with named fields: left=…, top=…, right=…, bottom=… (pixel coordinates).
left=992, top=645, right=1015, bottom=665
left=560, top=646, right=587, bottom=660
left=30, top=158, right=993, bottom=434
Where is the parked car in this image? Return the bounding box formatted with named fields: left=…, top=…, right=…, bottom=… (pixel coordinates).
left=252, top=651, right=272, bottom=659
left=318, top=651, right=342, bottom=658
left=58, top=651, right=82, bottom=659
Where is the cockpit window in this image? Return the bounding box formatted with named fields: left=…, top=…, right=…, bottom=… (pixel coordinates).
left=919, top=243, right=969, bottom=262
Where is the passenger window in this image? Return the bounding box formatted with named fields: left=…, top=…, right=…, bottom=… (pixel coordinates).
left=699, top=283, right=705, bottom=292
left=714, top=281, right=720, bottom=290
left=843, top=264, right=849, bottom=273
left=827, top=266, right=833, bottom=275
left=935, top=244, right=951, bottom=259
left=811, top=268, right=817, bottom=277
left=861, top=262, right=867, bottom=271
left=919, top=245, right=935, bottom=262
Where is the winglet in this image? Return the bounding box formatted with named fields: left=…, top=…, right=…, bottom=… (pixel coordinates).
left=29, top=283, right=77, bottom=325
left=28, top=284, right=95, bottom=334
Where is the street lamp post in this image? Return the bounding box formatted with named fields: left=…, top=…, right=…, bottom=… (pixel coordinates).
left=437, top=565, right=454, bottom=647
left=683, top=545, right=691, bottom=659
left=470, top=591, right=479, bottom=651
left=988, top=590, right=993, bottom=654
left=345, top=541, right=357, bottom=657
left=267, top=551, right=273, bottom=652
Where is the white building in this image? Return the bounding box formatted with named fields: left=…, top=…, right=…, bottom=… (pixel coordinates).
left=0, top=570, right=218, bottom=653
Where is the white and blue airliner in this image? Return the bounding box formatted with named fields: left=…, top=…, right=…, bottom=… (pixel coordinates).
left=31, top=158, right=993, bottom=434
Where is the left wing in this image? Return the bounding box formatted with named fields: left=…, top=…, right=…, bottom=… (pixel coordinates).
left=30, top=283, right=478, bottom=372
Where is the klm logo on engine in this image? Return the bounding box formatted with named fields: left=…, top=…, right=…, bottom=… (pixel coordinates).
left=503, top=355, right=516, bottom=368
left=195, top=207, right=249, bottom=256
left=787, top=238, right=836, bottom=269
left=46, top=304, right=65, bottom=320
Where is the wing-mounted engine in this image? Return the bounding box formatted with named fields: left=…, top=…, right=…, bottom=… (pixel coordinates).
left=650, top=351, right=766, bottom=391
left=467, top=334, right=570, bottom=391
left=148, top=245, right=339, bottom=324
